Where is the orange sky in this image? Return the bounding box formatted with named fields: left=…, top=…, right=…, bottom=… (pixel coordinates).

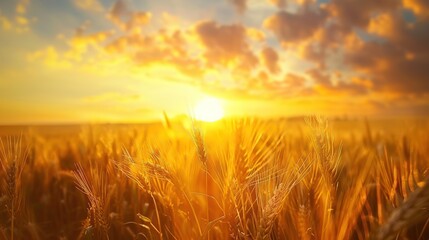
left=1, top=0, right=429, bottom=124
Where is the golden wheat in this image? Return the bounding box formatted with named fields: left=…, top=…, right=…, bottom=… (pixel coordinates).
left=0, top=117, right=428, bottom=239
left=0, top=137, right=28, bottom=240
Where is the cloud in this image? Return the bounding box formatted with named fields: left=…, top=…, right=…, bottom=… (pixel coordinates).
left=246, top=28, right=265, bottom=42
left=368, top=12, right=429, bottom=54
left=262, top=0, right=429, bottom=99
left=267, top=0, right=286, bottom=8
left=343, top=11, right=429, bottom=94
left=105, top=27, right=204, bottom=78
left=263, top=6, right=328, bottom=45
left=67, top=30, right=113, bottom=61
left=283, top=73, right=306, bottom=88
left=27, top=46, right=72, bottom=69
left=107, top=0, right=128, bottom=28
left=28, top=29, right=113, bottom=67
left=0, top=0, right=31, bottom=32
left=265, top=73, right=308, bottom=97
left=228, top=0, right=247, bottom=14
left=16, top=0, right=30, bottom=14
left=26, top=0, right=429, bottom=105
left=296, top=41, right=327, bottom=68
left=327, top=0, right=399, bottom=28
left=0, top=14, right=13, bottom=31
left=74, top=0, right=104, bottom=12
left=126, top=12, right=152, bottom=32
left=195, top=21, right=247, bottom=57
left=307, top=68, right=370, bottom=95
left=345, top=40, right=429, bottom=93
left=403, top=0, right=429, bottom=19
left=194, top=20, right=259, bottom=71
left=260, top=47, right=280, bottom=74
left=106, top=0, right=151, bottom=32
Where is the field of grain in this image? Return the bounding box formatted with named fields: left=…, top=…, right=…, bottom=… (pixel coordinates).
left=1, top=117, right=429, bottom=240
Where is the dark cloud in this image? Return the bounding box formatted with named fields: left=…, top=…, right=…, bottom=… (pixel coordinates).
left=299, top=41, right=327, bottom=68
left=108, top=0, right=128, bottom=26
left=195, top=21, right=247, bottom=56
left=228, top=0, right=247, bottom=14
left=344, top=11, right=429, bottom=93
left=283, top=73, right=306, bottom=87
left=327, top=0, right=399, bottom=28
left=403, top=0, right=429, bottom=19
left=264, top=6, right=328, bottom=44
left=260, top=47, right=280, bottom=74
left=368, top=12, right=429, bottom=54
left=345, top=40, right=429, bottom=93
left=307, top=68, right=370, bottom=95
left=307, top=68, right=331, bottom=86
left=195, top=21, right=259, bottom=71
left=107, top=0, right=151, bottom=31
left=262, top=0, right=429, bottom=99
left=316, top=22, right=350, bottom=49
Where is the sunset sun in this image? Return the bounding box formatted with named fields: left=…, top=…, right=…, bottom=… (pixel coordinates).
left=194, top=97, right=224, bottom=122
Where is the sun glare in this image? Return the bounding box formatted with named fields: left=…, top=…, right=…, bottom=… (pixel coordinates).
left=194, top=97, right=224, bottom=122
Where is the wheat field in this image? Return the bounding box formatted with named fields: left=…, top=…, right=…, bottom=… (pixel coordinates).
left=1, top=117, right=429, bottom=240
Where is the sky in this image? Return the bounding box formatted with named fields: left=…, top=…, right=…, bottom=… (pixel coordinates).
left=0, top=0, right=429, bottom=124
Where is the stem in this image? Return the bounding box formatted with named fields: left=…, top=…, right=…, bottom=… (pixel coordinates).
left=150, top=193, right=163, bottom=239
left=376, top=175, right=383, bottom=224
left=183, top=191, right=202, bottom=237
left=11, top=202, right=14, bottom=240
left=206, top=166, right=210, bottom=240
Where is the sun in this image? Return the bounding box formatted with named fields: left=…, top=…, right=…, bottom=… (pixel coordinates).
left=194, top=97, right=224, bottom=122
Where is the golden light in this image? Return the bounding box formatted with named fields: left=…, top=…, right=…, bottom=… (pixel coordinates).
left=194, top=97, right=224, bottom=122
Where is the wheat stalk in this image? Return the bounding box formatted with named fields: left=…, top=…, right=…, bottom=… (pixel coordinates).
left=143, top=160, right=203, bottom=237
left=224, top=177, right=246, bottom=239
left=377, top=176, right=429, bottom=240
left=256, top=183, right=289, bottom=240
left=0, top=137, right=28, bottom=240
left=191, top=121, right=211, bottom=239
left=297, top=203, right=314, bottom=240
left=73, top=163, right=109, bottom=240
left=191, top=121, right=208, bottom=167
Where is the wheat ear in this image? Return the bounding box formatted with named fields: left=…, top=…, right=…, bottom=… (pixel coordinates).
left=256, top=183, right=289, bottom=240
left=377, top=176, right=429, bottom=240
left=0, top=137, right=28, bottom=240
